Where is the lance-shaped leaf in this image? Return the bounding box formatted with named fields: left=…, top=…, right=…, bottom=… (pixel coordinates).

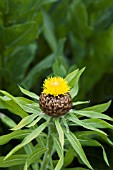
left=68, top=113, right=107, bottom=136
left=15, top=97, right=40, bottom=113
left=27, top=114, right=44, bottom=127
left=81, top=118, right=113, bottom=129
left=0, top=155, right=27, bottom=167
left=71, top=110, right=113, bottom=121
left=52, top=135, right=64, bottom=170
left=0, top=130, right=32, bottom=145
left=24, top=147, right=47, bottom=170
left=65, top=68, right=85, bottom=98
left=0, top=113, right=16, bottom=128
left=19, top=86, right=39, bottom=100
left=77, top=138, right=109, bottom=166
left=4, top=120, right=49, bottom=160
left=0, top=94, right=28, bottom=118
left=65, top=69, right=79, bottom=84
left=11, top=113, right=39, bottom=130
left=63, top=146, right=74, bottom=168
left=55, top=118, right=64, bottom=149
left=82, top=100, right=111, bottom=112
left=64, top=130, right=93, bottom=170
left=75, top=131, right=113, bottom=146
left=73, top=101, right=90, bottom=106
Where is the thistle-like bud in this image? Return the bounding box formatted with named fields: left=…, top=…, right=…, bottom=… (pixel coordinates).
left=39, top=77, right=72, bottom=117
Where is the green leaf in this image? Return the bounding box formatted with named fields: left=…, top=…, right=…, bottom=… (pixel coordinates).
left=81, top=118, right=113, bottom=129
left=0, top=155, right=27, bottom=167
left=21, top=39, right=65, bottom=89
left=43, top=11, right=57, bottom=51
left=52, top=56, right=67, bottom=77
left=64, top=130, right=92, bottom=170
left=78, top=138, right=109, bottom=166
left=43, top=0, right=59, bottom=4
left=3, top=22, right=39, bottom=48
left=75, top=131, right=113, bottom=146
left=19, top=86, right=39, bottom=100
left=11, top=113, right=39, bottom=130
left=65, top=69, right=79, bottom=84
left=73, top=101, right=90, bottom=106
left=0, top=90, right=17, bottom=103
left=7, top=44, right=37, bottom=83
left=24, top=147, right=47, bottom=169
left=55, top=118, right=64, bottom=149
left=63, top=147, right=74, bottom=168
left=5, top=120, right=49, bottom=160
left=15, top=97, right=40, bottom=113
left=68, top=113, right=107, bottom=136
left=65, top=68, right=85, bottom=98
left=0, top=96, right=28, bottom=118
left=67, top=0, right=90, bottom=38
left=62, top=117, right=70, bottom=133
left=71, top=110, right=113, bottom=121
left=54, top=154, right=64, bottom=170
left=0, top=130, right=31, bottom=145
left=52, top=134, right=62, bottom=157
left=82, top=100, right=111, bottom=112
left=52, top=135, right=64, bottom=170
left=0, top=113, right=16, bottom=128
left=0, top=0, right=8, bottom=14
left=27, top=114, right=44, bottom=127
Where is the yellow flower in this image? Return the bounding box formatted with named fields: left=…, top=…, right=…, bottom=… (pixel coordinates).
left=42, top=77, right=70, bottom=96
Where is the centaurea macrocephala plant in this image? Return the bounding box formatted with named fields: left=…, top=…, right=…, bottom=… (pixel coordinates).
left=0, top=68, right=112, bottom=170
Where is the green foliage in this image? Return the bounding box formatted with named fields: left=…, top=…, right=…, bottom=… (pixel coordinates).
left=0, top=68, right=113, bottom=170
left=1, top=0, right=113, bottom=169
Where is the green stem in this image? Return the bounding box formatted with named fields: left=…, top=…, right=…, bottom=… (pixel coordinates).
left=40, top=118, right=55, bottom=170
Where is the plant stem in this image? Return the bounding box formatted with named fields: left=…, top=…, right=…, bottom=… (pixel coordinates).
left=40, top=118, right=55, bottom=170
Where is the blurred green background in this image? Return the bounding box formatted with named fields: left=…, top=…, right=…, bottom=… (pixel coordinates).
left=0, top=0, right=113, bottom=169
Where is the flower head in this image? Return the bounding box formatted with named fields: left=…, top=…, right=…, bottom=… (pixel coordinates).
left=42, top=77, right=70, bottom=96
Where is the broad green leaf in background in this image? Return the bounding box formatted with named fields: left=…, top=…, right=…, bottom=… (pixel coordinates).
left=21, top=39, right=65, bottom=89
left=67, top=0, right=91, bottom=38
left=52, top=56, right=67, bottom=77
left=43, top=11, right=57, bottom=51
left=2, top=22, right=39, bottom=48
